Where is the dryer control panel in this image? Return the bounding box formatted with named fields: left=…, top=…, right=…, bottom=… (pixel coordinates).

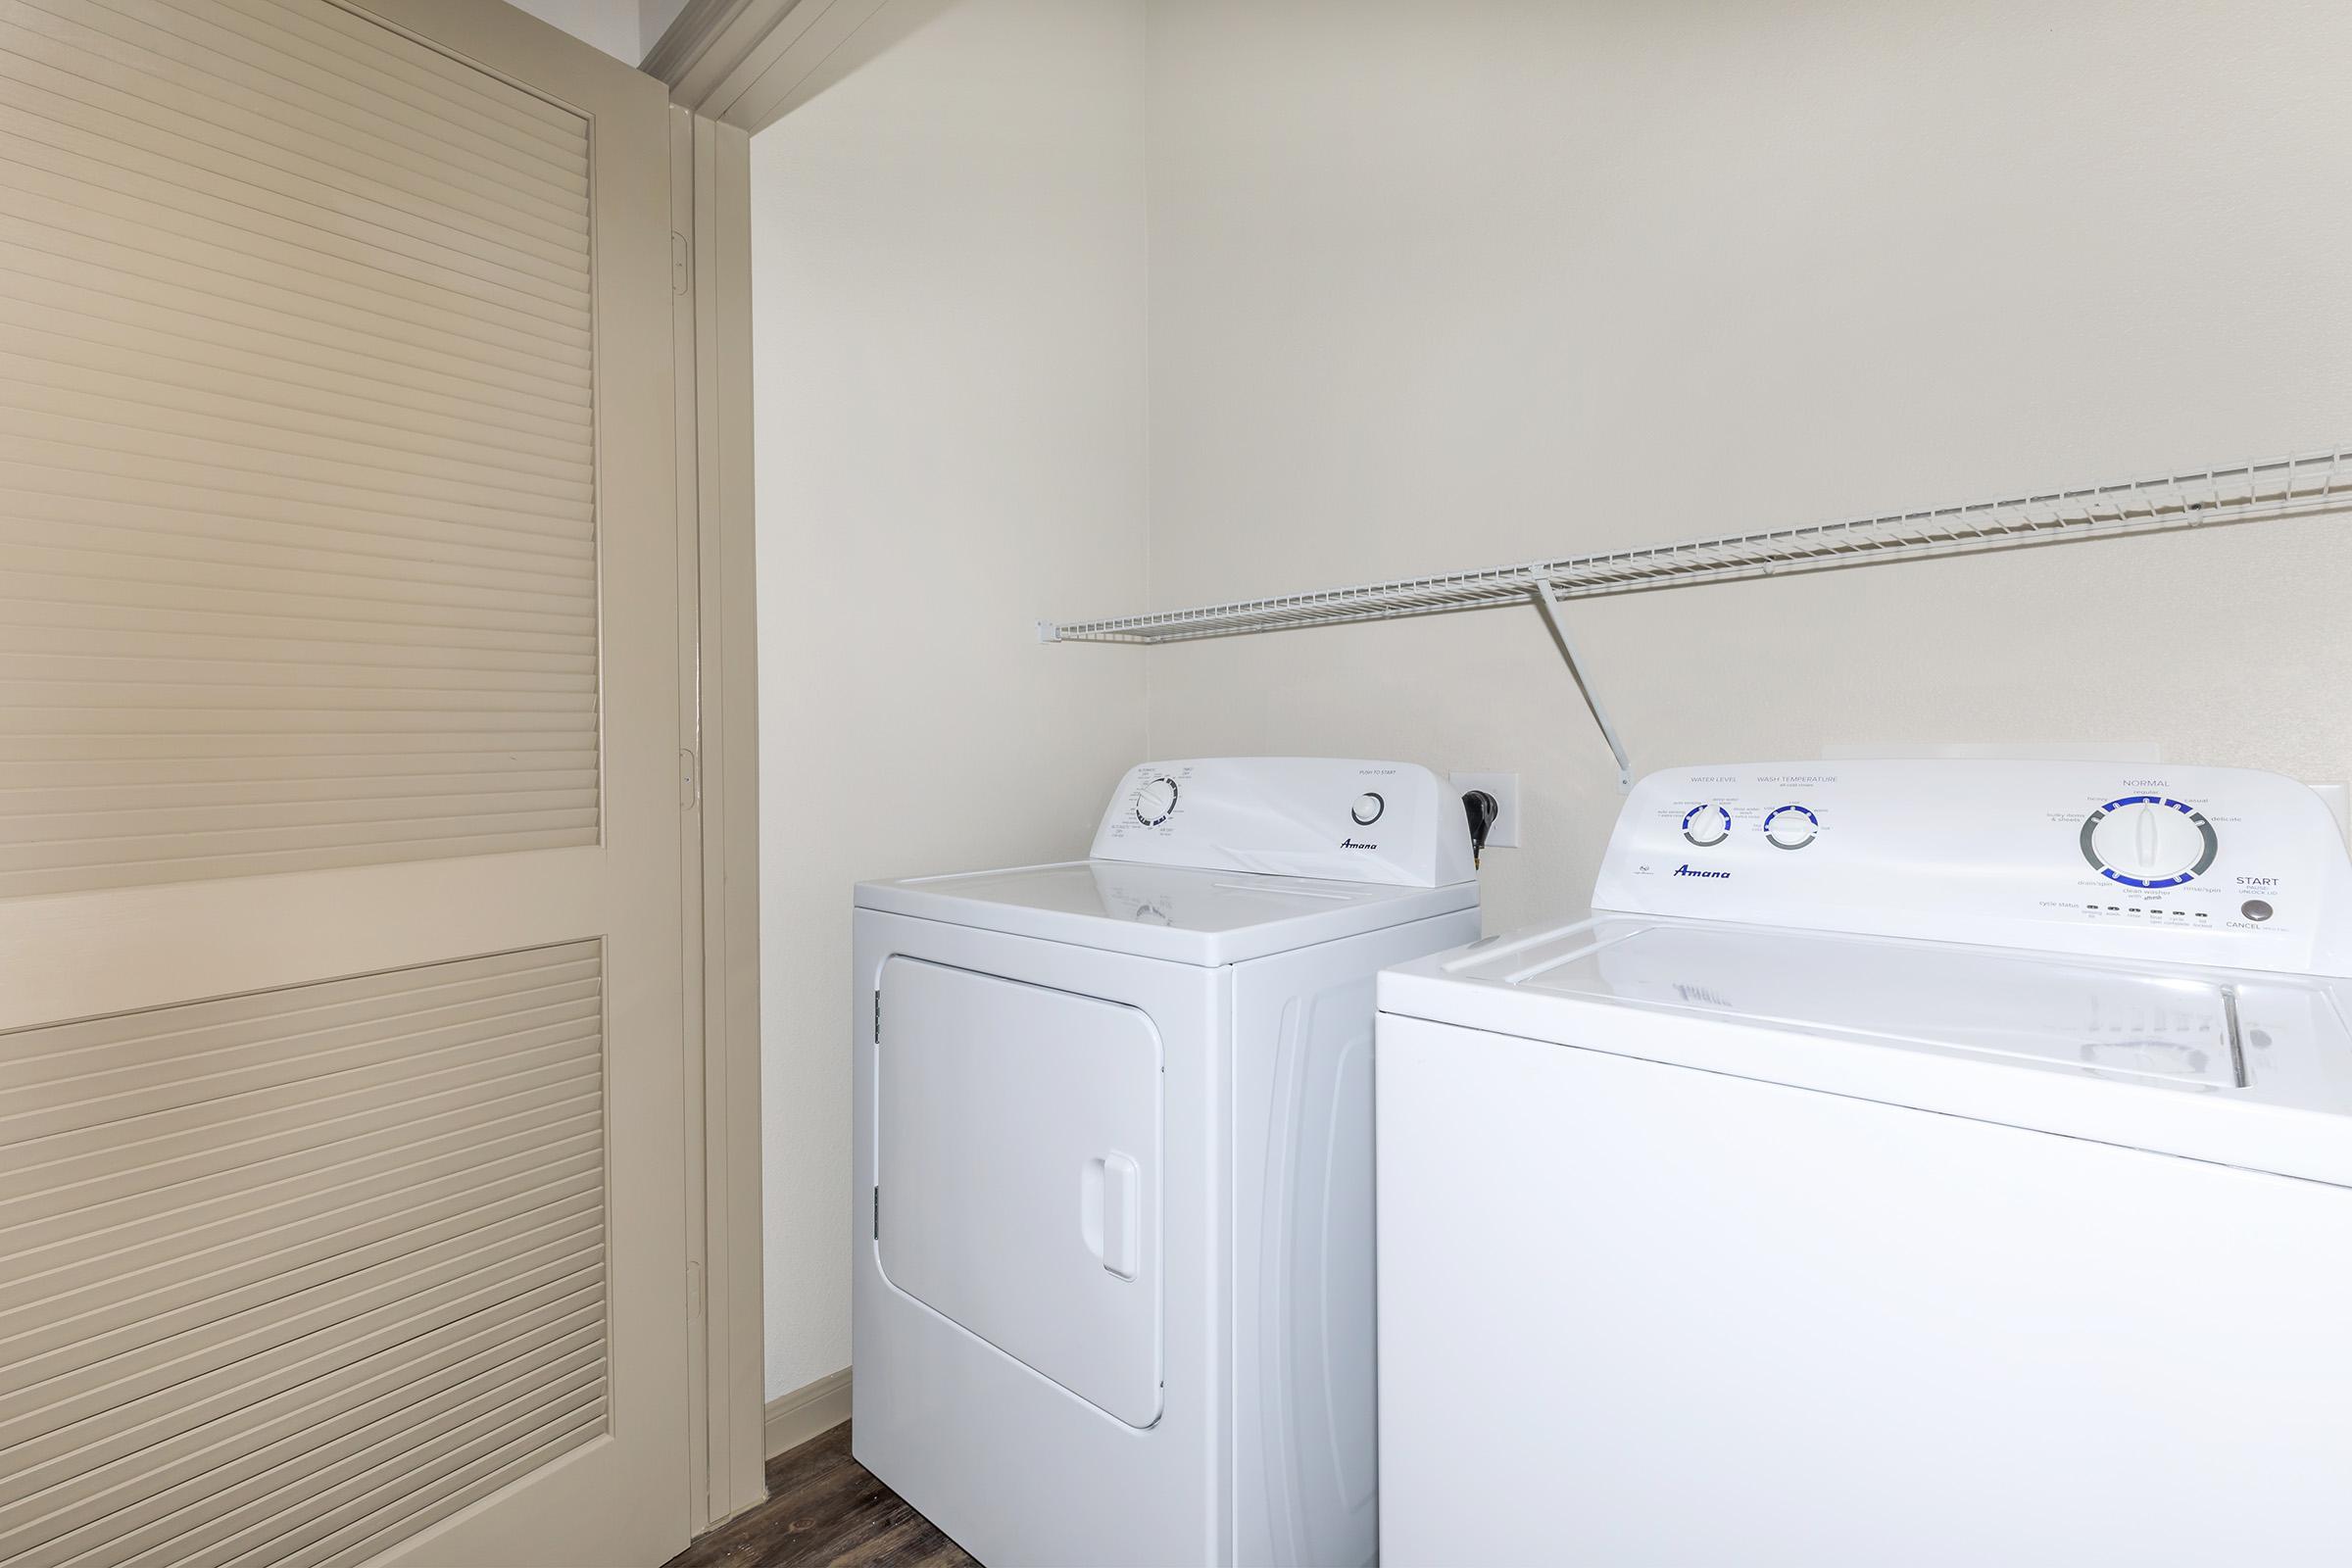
left=1091, top=758, right=1476, bottom=887
left=1593, top=761, right=2352, bottom=976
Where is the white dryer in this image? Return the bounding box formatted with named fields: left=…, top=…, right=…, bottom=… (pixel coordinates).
left=853, top=758, right=1480, bottom=1568
left=1376, top=760, right=2352, bottom=1568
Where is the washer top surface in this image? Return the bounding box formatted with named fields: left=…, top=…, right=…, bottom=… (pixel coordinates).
left=1380, top=760, right=2352, bottom=1188
left=858, top=859, right=1479, bottom=967
left=1380, top=911, right=2352, bottom=1185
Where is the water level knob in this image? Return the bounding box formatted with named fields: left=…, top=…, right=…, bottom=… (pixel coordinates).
left=1682, top=805, right=1731, bottom=848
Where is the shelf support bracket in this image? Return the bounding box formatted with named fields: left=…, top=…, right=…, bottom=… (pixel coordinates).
left=1527, top=574, right=1633, bottom=794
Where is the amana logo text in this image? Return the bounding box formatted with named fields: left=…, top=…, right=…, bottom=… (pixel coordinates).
left=1673, top=863, right=1730, bottom=879
left=1341, top=839, right=1379, bottom=851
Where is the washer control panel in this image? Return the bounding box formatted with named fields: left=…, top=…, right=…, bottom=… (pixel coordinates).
left=1092, top=758, right=1476, bottom=887
left=1592, top=761, right=2352, bottom=977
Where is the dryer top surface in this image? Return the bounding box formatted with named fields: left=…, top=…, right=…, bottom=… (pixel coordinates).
left=858, top=859, right=1477, bottom=966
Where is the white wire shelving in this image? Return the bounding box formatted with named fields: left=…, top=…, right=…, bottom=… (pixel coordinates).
left=1037, top=447, right=2352, bottom=794
left=1040, top=447, right=2351, bottom=645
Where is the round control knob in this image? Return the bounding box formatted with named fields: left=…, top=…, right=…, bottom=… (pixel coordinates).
left=1350, top=792, right=1385, bottom=826
left=1681, top=804, right=1731, bottom=848
left=2080, top=796, right=2217, bottom=889
left=1133, top=775, right=1179, bottom=827
left=1763, top=805, right=1819, bottom=850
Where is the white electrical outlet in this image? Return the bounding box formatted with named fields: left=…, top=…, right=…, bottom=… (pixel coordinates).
left=1449, top=771, right=1521, bottom=850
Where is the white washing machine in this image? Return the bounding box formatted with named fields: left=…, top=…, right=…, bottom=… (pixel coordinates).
left=852, top=758, right=1481, bottom=1568
left=1375, top=760, right=2352, bottom=1568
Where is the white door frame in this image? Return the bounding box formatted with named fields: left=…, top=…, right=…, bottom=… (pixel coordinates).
left=652, top=0, right=912, bottom=1535
left=665, top=99, right=767, bottom=1531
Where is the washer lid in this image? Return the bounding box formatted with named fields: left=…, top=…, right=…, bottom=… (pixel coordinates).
left=857, top=859, right=1478, bottom=966
left=1380, top=914, right=2352, bottom=1186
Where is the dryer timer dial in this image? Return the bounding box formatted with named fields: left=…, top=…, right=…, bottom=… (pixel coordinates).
left=1134, top=776, right=1180, bottom=827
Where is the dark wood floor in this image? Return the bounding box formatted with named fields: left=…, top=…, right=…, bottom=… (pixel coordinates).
left=665, top=1422, right=976, bottom=1568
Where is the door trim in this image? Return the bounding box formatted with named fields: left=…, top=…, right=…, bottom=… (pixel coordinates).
left=648, top=0, right=906, bottom=133
left=670, top=103, right=768, bottom=1531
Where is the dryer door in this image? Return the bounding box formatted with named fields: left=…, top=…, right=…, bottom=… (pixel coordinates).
left=875, top=956, right=1164, bottom=1427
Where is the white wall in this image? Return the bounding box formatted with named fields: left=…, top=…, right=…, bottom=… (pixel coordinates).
left=750, top=0, right=2352, bottom=1398
left=505, top=0, right=642, bottom=62
left=751, top=0, right=1150, bottom=1397
left=1143, top=0, right=2352, bottom=933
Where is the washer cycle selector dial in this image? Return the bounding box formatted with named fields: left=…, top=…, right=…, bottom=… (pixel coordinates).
left=1350, top=792, right=1385, bottom=826
left=1763, top=805, right=1819, bottom=850
left=2080, top=796, right=2218, bottom=888
left=1133, top=776, right=1180, bottom=827
left=1681, top=805, right=1731, bottom=848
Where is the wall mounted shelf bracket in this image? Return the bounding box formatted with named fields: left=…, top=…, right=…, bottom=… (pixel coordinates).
left=1527, top=573, right=1632, bottom=793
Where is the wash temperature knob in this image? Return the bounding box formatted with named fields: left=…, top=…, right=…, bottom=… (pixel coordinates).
left=1765, top=806, right=1819, bottom=850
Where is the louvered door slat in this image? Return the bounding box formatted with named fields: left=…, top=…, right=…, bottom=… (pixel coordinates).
left=0, top=943, right=610, bottom=1565
left=0, top=291, right=593, bottom=450
left=0, top=1123, right=603, bottom=1330
left=0, top=1080, right=601, bottom=1251
left=0, top=1062, right=602, bottom=1241
left=249, top=1392, right=608, bottom=1568
left=0, top=154, right=589, bottom=359
left=219, top=0, right=587, bottom=155
left=39, top=0, right=585, bottom=189
left=172, top=1369, right=608, bottom=1568
left=0, top=0, right=599, bottom=897
left=3, top=1236, right=606, bottom=1538
left=67, top=0, right=588, bottom=195
left=0, top=401, right=594, bottom=521
left=0, top=339, right=592, bottom=481
left=9, top=0, right=593, bottom=232
left=0, top=103, right=595, bottom=327
left=0, top=1162, right=605, bottom=1417
left=0, top=236, right=593, bottom=414
left=6, top=1308, right=604, bottom=1565
left=0, top=29, right=591, bottom=277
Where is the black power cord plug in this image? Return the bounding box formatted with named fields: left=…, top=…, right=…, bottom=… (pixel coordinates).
left=1462, top=790, right=1499, bottom=870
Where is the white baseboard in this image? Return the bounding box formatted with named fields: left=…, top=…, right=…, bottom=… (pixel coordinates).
left=763, top=1367, right=853, bottom=1459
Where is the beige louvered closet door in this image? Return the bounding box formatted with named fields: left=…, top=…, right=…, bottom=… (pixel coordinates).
left=0, top=2, right=690, bottom=1565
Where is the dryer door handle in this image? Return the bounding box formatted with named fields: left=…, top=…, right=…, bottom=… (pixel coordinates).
left=1101, top=1152, right=1139, bottom=1281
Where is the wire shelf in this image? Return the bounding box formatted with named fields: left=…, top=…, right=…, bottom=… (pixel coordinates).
left=1042, top=447, right=2352, bottom=645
